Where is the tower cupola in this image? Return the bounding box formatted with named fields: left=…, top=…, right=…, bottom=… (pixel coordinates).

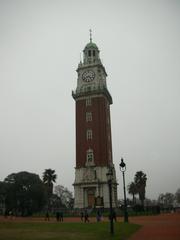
left=83, top=30, right=100, bottom=65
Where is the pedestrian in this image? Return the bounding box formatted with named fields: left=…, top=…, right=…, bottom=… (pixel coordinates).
left=84, top=209, right=89, bottom=223
left=56, top=211, right=60, bottom=222
left=4, top=209, right=8, bottom=218
left=112, top=210, right=117, bottom=222
left=96, top=210, right=101, bottom=222
left=59, top=211, right=63, bottom=222
left=45, top=211, right=50, bottom=221
left=80, top=211, right=84, bottom=221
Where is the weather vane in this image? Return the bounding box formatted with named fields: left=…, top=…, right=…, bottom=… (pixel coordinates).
left=89, top=29, right=92, bottom=42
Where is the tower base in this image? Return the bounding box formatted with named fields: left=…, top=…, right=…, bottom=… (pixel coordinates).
left=73, top=166, right=118, bottom=209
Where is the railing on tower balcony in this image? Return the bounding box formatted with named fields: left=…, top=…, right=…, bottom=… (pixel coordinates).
left=72, top=85, right=112, bottom=104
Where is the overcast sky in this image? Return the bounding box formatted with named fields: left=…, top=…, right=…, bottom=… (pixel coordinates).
left=0, top=0, right=180, bottom=200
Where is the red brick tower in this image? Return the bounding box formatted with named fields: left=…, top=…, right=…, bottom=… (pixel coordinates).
left=72, top=34, right=117, bottom=209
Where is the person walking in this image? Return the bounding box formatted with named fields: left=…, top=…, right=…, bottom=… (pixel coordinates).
left=84, top=209, right=89, bottom=223
left=80, top=211, right=84, bottom=221
left=45, top=211, right=50, bottom=221
left=59, top=211, right=64, bottom=222
left=96, top=210, right=101, bottom=222
left=56, top=211, right=60, bottom=222
left=112, top=210, right=117, bottom=222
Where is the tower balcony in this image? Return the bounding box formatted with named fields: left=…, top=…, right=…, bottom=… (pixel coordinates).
left=72, top=86, right=113, bottom=104
left=78, top=58, right=102, bottom=68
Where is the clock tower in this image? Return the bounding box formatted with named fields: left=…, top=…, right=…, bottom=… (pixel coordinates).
left=72, top=33, right=118, bottom=209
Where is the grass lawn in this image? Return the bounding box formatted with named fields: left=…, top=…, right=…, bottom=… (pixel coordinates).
left=0, top=221, right=141, bottom=240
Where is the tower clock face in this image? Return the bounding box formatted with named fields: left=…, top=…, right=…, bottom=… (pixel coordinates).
left=82, top=70, right=95, bottom=82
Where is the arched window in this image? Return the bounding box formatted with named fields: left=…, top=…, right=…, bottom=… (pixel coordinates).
left=86, top=112, right=92, bottom=122
left=88, top=50, right=91, bottom=57
left=86, top=149, right=94, bottom=163
left=86, top=129, right=92, bottom=140
left=86, top=97, right=92, bottom=106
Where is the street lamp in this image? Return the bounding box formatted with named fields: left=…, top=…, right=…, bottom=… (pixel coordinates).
left=106, top=167, right=114, bottom=235
left=119, top=158, right=128, bottom=223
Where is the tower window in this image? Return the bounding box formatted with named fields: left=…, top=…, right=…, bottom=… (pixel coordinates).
left=86, top=149, right=94, bottom=163
left=93, top=50, right=95, bottom=57
left=86, top=97, right=92, bottom=106
left=88, top=50, right=91, bottom=57
left=109, top=150, right=112, bottom=162
left=86, top=112, right=92, bottom=122
left=94, top=170, right=97, bottom=179
left=86, top=129, right=92, bottom=140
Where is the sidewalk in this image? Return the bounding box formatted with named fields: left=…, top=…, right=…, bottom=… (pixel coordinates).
left=128, top=213, right=180, bottom=240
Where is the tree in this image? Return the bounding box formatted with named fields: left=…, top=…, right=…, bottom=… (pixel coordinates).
left=175, top=188, right=180, bottom=204
left=128, top=182, right=138, bottom=205
left=134, top=171, right=147, bottom=207
left=42, top=169, right=57, bottom=196
left=158, top=192, right=174, bottom=208
left=54, top=185, right=73, bottom=208
left=0, top=181, right=8, bottom=214
left=0, top=181, right=7, bottom=197
left=4, top=171, right=46, bottom=216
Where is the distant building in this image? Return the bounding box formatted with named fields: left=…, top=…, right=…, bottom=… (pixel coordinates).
left=72, top=34, right=118, bottom=209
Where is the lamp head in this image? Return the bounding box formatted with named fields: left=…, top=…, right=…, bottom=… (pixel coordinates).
left=119, top=158, right=126, bottom=172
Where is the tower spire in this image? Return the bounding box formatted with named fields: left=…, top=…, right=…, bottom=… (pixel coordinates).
left=89, top=29, right=92, bottom=43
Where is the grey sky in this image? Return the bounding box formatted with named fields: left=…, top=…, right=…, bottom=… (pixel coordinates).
left=0, top=0, right=180, bottom=200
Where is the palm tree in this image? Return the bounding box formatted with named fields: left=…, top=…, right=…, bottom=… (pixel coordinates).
left=42, top=169, right=57, bottom=197
left=134, top=171, right=147, bottom=207
left=128, top=182, right=137, bottom=205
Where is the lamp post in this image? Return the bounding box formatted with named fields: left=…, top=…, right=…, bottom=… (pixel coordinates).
left=106, top=167, right=114, bottom=235
left=119, top=158, right=128, bottom=223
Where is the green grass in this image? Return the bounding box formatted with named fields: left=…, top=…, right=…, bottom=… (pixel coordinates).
left=0, top=222, right=141, bottom=240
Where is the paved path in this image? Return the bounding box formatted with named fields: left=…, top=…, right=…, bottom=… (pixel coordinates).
left=128, top=213, right=180, bottom=240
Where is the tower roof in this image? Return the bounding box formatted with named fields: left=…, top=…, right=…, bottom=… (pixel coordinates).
left=84, top=41, right=99, bottom=50
left=84, top=29, right=99, bottom=51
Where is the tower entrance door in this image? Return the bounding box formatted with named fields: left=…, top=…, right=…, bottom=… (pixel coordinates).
left=87, top=189, right=95, bottom=208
